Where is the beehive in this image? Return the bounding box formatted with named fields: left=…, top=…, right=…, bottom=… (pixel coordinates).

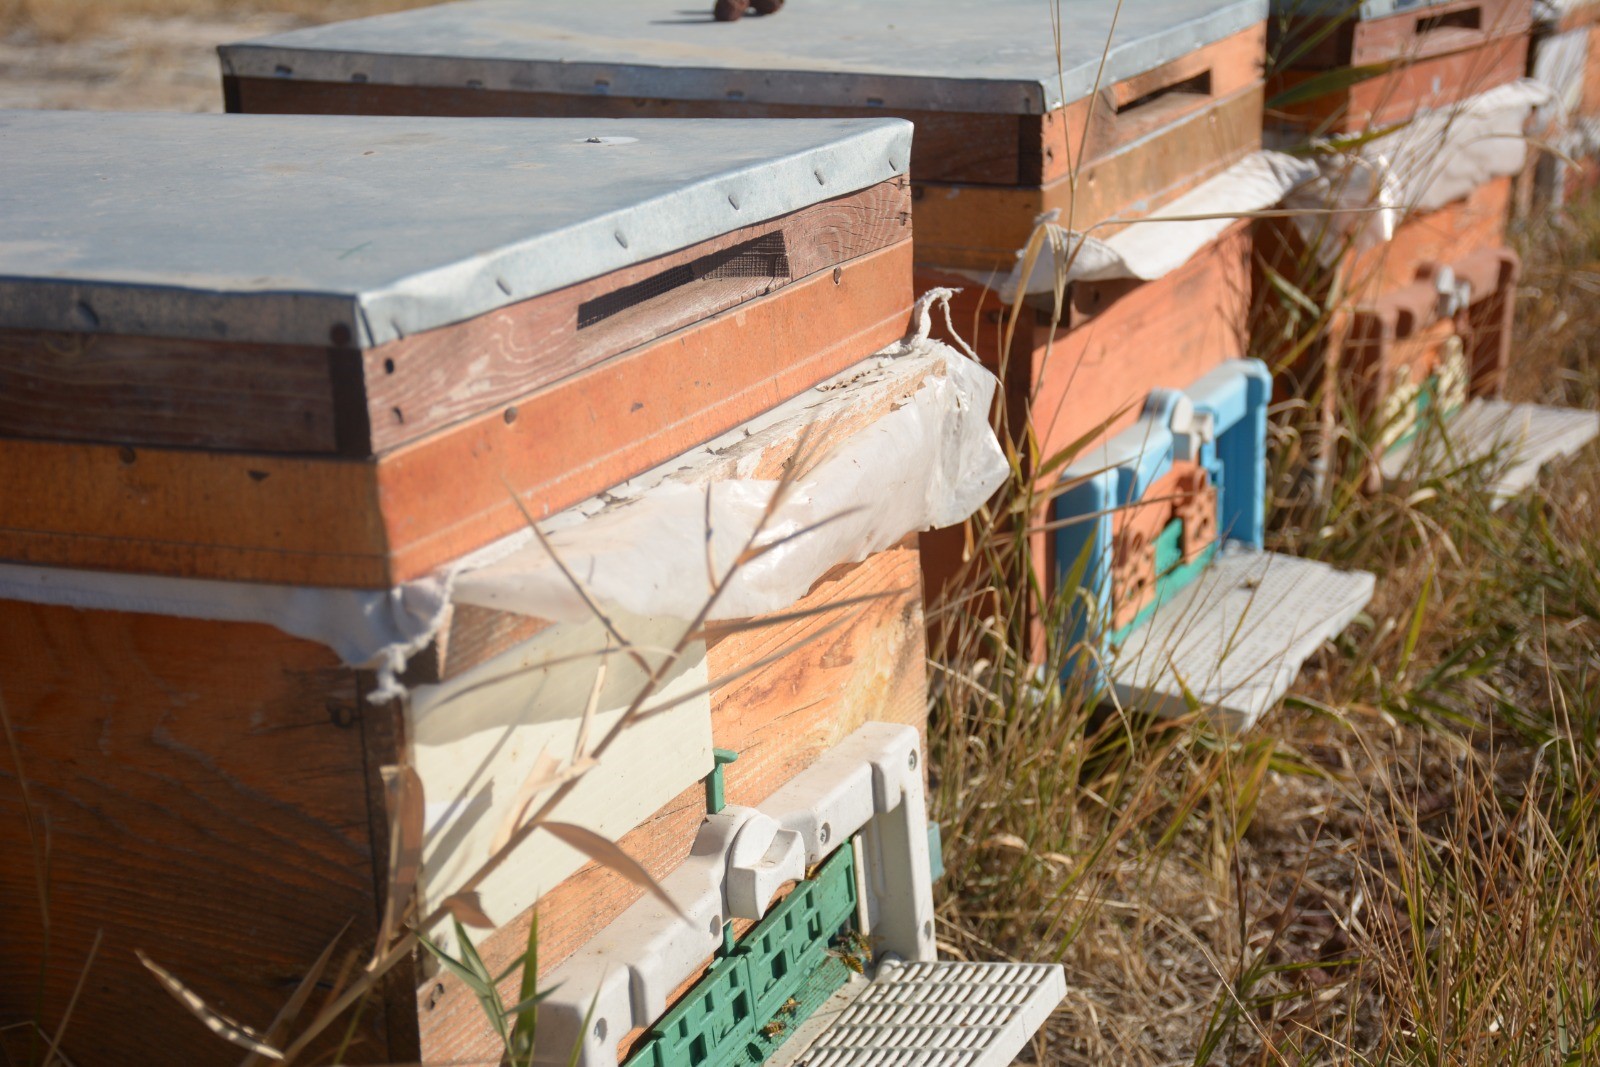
left=1054, top=361, right=1375, bottom=726
left=215, top=0, right=1370, bottom=679
left=0, top=109, right=1025, bottom=1065
left=1259, top=0, right=1593, bottom=489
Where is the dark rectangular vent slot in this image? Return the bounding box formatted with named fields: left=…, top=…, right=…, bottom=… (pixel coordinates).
left=1117, top=71, right=1211, bottom=114
left=578, top=232, right=791, bottom=330
left=1417, top=7, right=1480, bottom=33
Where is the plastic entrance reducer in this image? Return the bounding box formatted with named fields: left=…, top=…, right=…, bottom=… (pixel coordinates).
left=534, top=724, right=1067, bottom=1066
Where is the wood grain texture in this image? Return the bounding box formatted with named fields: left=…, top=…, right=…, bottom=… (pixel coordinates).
left=360, top=179, right=912, bottom=452
left=229, top=77, right=1021, bottom=186
left=0, top=183, right=907, bottom=459
left=0, top=604, right=393, bottom=1065
left=1267, top=34, right=1527, bottom=133
left=0, top=329, right=342, bottom=452
left=1028, top=23, right=1267, bottom=185
left=1275, top=0, right=1531, bottom=68
left=913, top=84, right=1264, bottom=271
left=0, top=240, right=913, bottom=587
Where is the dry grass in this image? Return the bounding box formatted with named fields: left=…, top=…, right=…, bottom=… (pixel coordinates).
left=927, top=184, right=1600, bottom=1065
left=0, top=0, right=430, bottom=41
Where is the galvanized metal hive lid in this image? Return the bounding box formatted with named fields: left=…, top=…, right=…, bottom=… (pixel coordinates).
left=0, top=109, right=909, bottom=348
left=219, top=0, right=1268, bottom=117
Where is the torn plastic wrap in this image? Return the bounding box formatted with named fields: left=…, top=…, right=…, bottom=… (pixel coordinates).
left=1287, top=79, right=1554, bottom=254
left=0, top=328, right=1007, bottom=700
left=990, top=151, right=1318, bottom=299
left=450, top=336, right=1008, bottom=624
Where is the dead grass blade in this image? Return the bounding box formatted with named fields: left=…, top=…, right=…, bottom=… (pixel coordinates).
left=378, top=764, right=424, bottom=950
left=137, top=952, right=284, bottom=1062
left=539, top=821, right=686, bottom=921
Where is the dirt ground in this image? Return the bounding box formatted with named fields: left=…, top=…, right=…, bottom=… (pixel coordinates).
left=0, top=13, right=301, bottom=111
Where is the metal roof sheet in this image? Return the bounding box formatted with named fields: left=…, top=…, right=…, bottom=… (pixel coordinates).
left=219, top=0, right=1268, bottom=116
left=0, top=109, right=909, bottom=347
left=1270, top=0, right=1464, bottom=20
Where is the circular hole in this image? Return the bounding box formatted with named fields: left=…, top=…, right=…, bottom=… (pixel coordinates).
left=117, top=445, right=136, bottom=465
left=503, top=406, right=519, bottom=425
left=593, top=1018, right=608, bottom=1042
left=907, top=749, right=918, bottom=771
left=709, top=914, right=722, bottom=936
left=383, top=358, right=395, bottom=375
left=391, top=407, right=404, bottom=424
left=923, top=920, right=933, bottom=941
left=832, top=266, right=843, bottom=285
left=819, top=822, right=831, bottom=845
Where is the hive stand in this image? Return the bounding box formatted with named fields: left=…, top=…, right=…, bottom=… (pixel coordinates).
left=1054, top=360, right=1376, bottom=728
left=0, top=110, right=999, bottom=1066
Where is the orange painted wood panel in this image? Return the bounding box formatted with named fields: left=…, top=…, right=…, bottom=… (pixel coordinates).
left=0, top=603, right=396, bottom=1065
left=1268, top=34, right=1527, bottom=133
left=913, top=85, right=1263, bottom=271
left=0, top=240, right=913, bottom=587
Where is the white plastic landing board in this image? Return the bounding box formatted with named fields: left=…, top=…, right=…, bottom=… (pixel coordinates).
left=788, top=961, right=1067, bottom=1067
left=221, top=0, right=1266, bottom=116
left=0, top=109, right=908, bottom=347
left=1381, top=399, right=1600, bottom=505
left=1110, top=548, right=1376, bottom=730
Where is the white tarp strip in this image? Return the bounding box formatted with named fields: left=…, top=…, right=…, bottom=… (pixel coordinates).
left=994, top=151, right=1318, bottom=299
left=0, top=295, right=1006, bottom=700
left=1288, top=79, right=1554, bottom=254
left=451, top=329, right=1008, bottom=623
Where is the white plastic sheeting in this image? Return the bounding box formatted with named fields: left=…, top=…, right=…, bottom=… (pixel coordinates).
left=996, top=151, right=1318, bottom=298
left=452, top=336, right=1006, bottom=624
left=1286, top=79, right=1553, bottom=253
left=0, top=314, right=1006, bottom=701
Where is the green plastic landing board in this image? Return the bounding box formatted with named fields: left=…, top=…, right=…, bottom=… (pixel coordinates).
left=627, top=842, right=861, bottom=1067
left=1112, top=519, right=1219, bottom=647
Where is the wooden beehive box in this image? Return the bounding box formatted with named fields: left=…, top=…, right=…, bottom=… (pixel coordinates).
left=218, top=0, right=1273, bottom=455
left=0, top=108, right=966, bottom=1066
left=1268, top=0, right=1534, bottom=135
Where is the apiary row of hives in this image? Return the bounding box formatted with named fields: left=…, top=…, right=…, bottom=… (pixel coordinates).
left=2, top=1, right=1598, bottom=1064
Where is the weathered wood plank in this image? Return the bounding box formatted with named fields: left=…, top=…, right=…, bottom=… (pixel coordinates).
left=0, top=604, right=389, bottom=1065
left=362, top=179, right=910, bottom=452
left=0, top=330, right=342, bottom=452
left=1277, top=0, right=1531, bottom=68
left=228, top=77, right=1021, bottom=186
left=1028, top=23, right=1267, bottom=185
left=0, top=239, right=913, bottom=587
left=913, top=84, right=1263, bottom=271
left=1267, top=34, right=1527, bottom=133
left=0, top=182, right=907, bottom=458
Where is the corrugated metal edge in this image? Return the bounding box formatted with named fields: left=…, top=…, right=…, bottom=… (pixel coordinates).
left=217, top=0, right=1267, bottom=115
left=0, top=116, right=911, bottom=348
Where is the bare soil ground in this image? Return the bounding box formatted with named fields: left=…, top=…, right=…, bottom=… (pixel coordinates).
left=0, top=13, right=303, bottom=111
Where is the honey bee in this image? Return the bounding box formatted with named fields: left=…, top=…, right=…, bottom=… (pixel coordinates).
left=762, top=1020, right=788, bottom=1038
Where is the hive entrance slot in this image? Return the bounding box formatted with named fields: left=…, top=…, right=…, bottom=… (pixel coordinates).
left=1416, top=7, right=1481, bottom=34
left=578, top=232, right=792, bottom=330
left=1115, top=70, right=1212, bottom=115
